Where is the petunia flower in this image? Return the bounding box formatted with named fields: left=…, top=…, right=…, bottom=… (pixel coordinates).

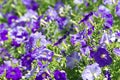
left=22, top=0, right=39, bottom=11
left=32, top=46, right=54, bottom=62
left=116, top=1, right=120, bottom=17
left=66, top=52, right=81, bottom=69
left=113, top=48, right=120, bottom=56
left=6, top=67, right=22, bottom=80
left=0, top=64, right=6, bottom=77
left=21, top=53, right=34, bottom=70
left=104, top=70, right=111, bottom=80
left=54, top=70, right=67, bottom=80
left=0, top=48, right=10, bottom=59
left=70, top=30, right=86, bottom=45
left=10, top=26, right=29, bottom=47
left=91, top=47, right=112, bottom=67
left=45, top=7, right=58, bottom=21
left=103, top=0, right=113, bottom=5
left=74, top=0, right=84, bottom=4
left=35, top=71, right=51, bottom=80
left=97, top=5, right=113, bottom=29
left=0, top=24, right=8, bottom=41
left=82, top=63, right=101, bottom=80
left=7, top=15, right=18, bottom=25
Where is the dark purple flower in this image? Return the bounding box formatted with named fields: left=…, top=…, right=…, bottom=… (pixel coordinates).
left=54, top=33, right=68, bottom=46
left=104, top=70, right=111, bottom=80
left=91, top=47, right=112, bottom=67
left=35, top=72, right=51, bottom=80
left=54, top=70, right=67, bottom=80
left=6, top=67, right=22, bottom=80
left=32, top=46, right=54, bottom=62
left=56, top=17, right=68, bottom=30
left=7, top=15, right=18, bottom=25
left=79, top=12, right=93, bottom=23
left=11, top=39, right=21, bottom=47
left=66, top=52, right=81, bottom=69
left=0, top=24, right=8, bottom=41
left=21, top=53, right=34, bottom=70
left=0, top=29, right=8, bottom=41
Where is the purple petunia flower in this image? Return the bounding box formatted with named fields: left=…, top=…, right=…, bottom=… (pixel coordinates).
left=0, top=48, right=10, bottom=59
left=97, top=5, right=113, bottom=29
left=7, top=15, right=18, bottom=25
left=35, top=71, right=51, bottom=80
left=104, top=70, right=111, bottom=80
left=54, top=1, right=64, bottom=11
left=32, top=46, right=54, bottom=62
left=54, top=70, right=67, bottom=80
left=116, top=1, right=120, bottom=17
left=22, top=0, right=39, bottom=11
left=18, top=9, right=38, bottom=22
left=113, top=48, right=120, bottom=56
left=82, top=63, right=101, bottom=80
left=100, top=31, right=110, bottom=45
left=28, top=32, right=50, bottom=49
left=70, top=30, right=86, bottom=45
left=21, top=53, right=34, bottom=70
left=103, top=0, right=113, bottom=5
left=79, top=12, right=93, bottom=23
left=91, top=47, right=112, bottom=67
left=66, top=52, right=81, bottom=69
left=6, top=67, right=22, bottom=80
left=74, top=0, right=84, bottom=4
left=56, top=17, right=68, bottom=30
left=10, top=26, right=29, bottom=47
left=0, top=24, right=8, bottom=41
left=0, top=65, right=6, bottom=77
left=46, top=7, right=58, bottom=21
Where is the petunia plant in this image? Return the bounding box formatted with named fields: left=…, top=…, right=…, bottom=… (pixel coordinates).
left=0, top=0, right=120, bottom=80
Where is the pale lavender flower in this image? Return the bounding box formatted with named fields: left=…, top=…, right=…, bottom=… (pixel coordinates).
left=113, top=48, right=120, bottom=56
left=103, top=0, right=113, bottom=5
left=116, top=1, right=120, bottom=17
left=66, top=52, right=81, bottom=69
left=32, top=46, right=54, bottom=62
left=74, top=0, right=84, bottom=4
left=82, top=63, right=101, bottom=80
left=29, top=32, right=50, bottom=48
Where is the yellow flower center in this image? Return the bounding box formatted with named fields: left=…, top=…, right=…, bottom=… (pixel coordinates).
left=27, top=57, right=30, bottom=60
left=101, top=54, right=106, bottom=58
left=11, top=71, right=15, bottom=75
left=42, top=73, right=46, bottom=78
